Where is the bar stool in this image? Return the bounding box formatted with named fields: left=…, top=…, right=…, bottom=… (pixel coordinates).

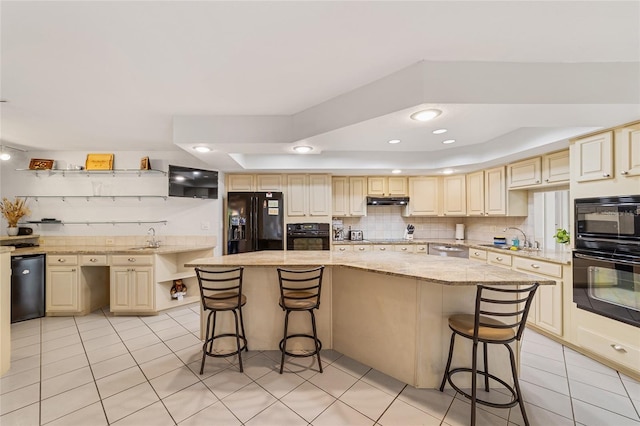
left=195, top=266, right=248, bottom=374
left=439, top=283, right=539, bottom=426
left=277, top=266, right=324, bottom=374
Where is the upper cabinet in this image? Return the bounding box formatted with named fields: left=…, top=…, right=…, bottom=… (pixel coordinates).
left=332, top=177, right=366, bottom=217
left=442, top=175, right=466, bottom=216
left=404, top=177, right=440, bottom=216
left=287, top=174, right=331, bottom=217
left=466, top=167, right=527, bottom=217
left=485, top=166, right=508, bottom=215
left=466, top=171, right=485, bottom=216
left=507, top=150, right=569, bottom=189
left=227, top=174, right=283, bottom=192
left=573, top=132, right=614, bottom=182
left=367, top=177, right=408, bottom=196
left=617, top=124, right=640, bottom=178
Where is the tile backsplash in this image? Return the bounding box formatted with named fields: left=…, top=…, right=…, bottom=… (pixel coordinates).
left=38, top=235, right=217, bottom=247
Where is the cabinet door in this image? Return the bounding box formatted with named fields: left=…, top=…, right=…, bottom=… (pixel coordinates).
left=349, top=177, right=367, bottom=216
left=406, top=177, right=440, bottom=216
left=131, top=267, right=154, bottom=311
left=46, top=267, right=79, bottom=312
left=484, top=167, right=506, bottom=215
left=536, top=280, right=563, bottom=336
left=227, top=174, right=255, bottom=192
left=110, top=267, right=132, bottom=311
left=286, top=175, right=308, bottom=216
left=507, top=157, right=542, bottom=188
left=574, top=131, right=614, bottom=182
left=442, top=175, right=466, bottom=216
left=308, top=175, right=331, bottom=216
left=367, top=177, right=386, bottom=196
left=617, top=125, right=640, bottom=177
left=332, top=177, right=349, bottom=216
left=256, top=175, right=283, bottom=192
left=388, top=177, right=408, bottom=196
left=466, top=171, right=485, bottom=216
left=542, top=150, right=570, bottom=184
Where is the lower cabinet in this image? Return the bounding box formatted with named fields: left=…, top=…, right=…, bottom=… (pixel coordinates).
left=109, top=255, right=154, bottom=313
left=46, top=255, right=80, bottom=314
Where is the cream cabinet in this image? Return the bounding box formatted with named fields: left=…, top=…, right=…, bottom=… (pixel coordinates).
left=46, top=255, right=80, bottom=313
left=287, top=174, right=331, bottom=217
left=487, top=251, right=512, bottom=269
left=367, top=176, right=408, bottom=196
left=542, top=150, right=570, bottom=184
left=573, top=131, right=614, bottom=182
left=617, top=124, right=640, bottom=177
left=373, top=244, right=394, bottom=252
left=513, top=257, right=563, bottom=336
left=467, top=167, right=527, bottom=216
left=442, top=175, right=466, bottom=216
left=109, top=255, right=154, bottom=313
left=332, top=176, right=366, bottom=217
left=507, top=157, right=542, bottom=188
left=333, top=245, right=352, bottom=252
left=394, top=244, right=414, bottom=253
left=415, top=245, right=428, bottom=254
left=469, top=248, right=487, bottom=262
left=404, top=177, right=440, bottom=216
left=227, top=174, right=283, bottom=192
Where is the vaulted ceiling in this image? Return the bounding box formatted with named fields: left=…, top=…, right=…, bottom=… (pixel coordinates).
left=2, top=1, right=639, bottom=174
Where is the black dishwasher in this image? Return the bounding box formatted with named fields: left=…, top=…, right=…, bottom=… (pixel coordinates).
left=11, top=254, right=46, bottom=323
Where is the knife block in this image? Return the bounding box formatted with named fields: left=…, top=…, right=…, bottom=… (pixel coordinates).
left=403, top=230, right=414, bottom=240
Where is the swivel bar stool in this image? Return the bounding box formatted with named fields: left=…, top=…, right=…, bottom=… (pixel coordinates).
left=277, top=266, right=324, bottom=374
left=195, top=266, right=248, bottom=374
left=439, top=283, right=539, bottom=426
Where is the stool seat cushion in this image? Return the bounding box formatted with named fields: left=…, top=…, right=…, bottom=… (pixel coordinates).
left=281, top=291, right=318, bottom=309
left=448, top=314, right=515, bottom=341
left=204, top=292, right=246, bottom=310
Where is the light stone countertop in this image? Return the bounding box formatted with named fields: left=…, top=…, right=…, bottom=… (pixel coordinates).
left=7, top=244, right=215, bottom=256
left=333, top=238, right=572, bottom=265
left=185, top=251, right=555, bottom=286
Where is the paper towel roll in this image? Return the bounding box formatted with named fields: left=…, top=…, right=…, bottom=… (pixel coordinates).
left=455, top=224, right=465, bottom=240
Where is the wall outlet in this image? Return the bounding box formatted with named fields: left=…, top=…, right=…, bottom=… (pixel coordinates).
left=105, top=238, right=115, bottom=246
left=201, top=221, right=210, bottom=231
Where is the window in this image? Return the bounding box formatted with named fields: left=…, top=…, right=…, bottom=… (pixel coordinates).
left=533, top=190, right=570, bottom=250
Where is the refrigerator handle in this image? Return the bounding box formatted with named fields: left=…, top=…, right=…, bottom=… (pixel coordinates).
left=252, top=195, right=258, bottom=251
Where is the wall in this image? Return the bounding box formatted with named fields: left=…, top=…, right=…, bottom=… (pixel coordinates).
left=339, top=194, right=535, bottom=245
left=0, top=150, right=224, bottom=255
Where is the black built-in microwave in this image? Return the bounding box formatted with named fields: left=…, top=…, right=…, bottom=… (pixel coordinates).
left=575, top=195, right=640, bottom=253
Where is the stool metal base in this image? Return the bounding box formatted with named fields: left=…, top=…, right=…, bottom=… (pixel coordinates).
left=445, top=368, right=520, bottom=409
left=200, top=309, right=247, bottom=375
left=279, top=310, right=323, bottom=374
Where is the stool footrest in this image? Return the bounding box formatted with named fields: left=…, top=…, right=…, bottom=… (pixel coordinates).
left=203, top=333, right=248, bottom=358
left=279, top=334, right=322, bottom=358
left=446, top=368, right=519, bottom=409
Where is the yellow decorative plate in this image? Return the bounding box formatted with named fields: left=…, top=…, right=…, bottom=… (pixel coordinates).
left=86, top=154, right=114, bottom=170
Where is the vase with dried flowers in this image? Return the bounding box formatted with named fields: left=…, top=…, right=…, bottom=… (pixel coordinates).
left=0, top=197, right=31, bottom=236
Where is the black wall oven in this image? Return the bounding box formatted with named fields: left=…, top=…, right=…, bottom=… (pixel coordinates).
left=287, top=223, right=330, bottom=251
left=573, top=195, right=640, bottom=327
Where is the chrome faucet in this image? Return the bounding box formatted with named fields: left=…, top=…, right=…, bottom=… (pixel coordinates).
left=503, top=227, right=528, bottom=248
left=147, top=227, right=160, bottom=248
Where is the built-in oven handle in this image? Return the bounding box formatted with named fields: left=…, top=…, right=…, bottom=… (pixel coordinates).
left=574, top=253, right=640, bottom=266
left=578, top=236, right=640, bottom=246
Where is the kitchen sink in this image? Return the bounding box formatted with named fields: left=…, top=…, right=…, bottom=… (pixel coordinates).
left=478, top=244, right=518, bottom=250
left=128, top=246, right=155, bottom=251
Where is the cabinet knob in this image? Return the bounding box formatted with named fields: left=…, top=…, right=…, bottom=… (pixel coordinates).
left=339, top=247, right=345, bottom=251
left=621, top=171, right=628, bottom=175
left=90, top=258, right=98, bottom=262
left=401, top=247, right=407, bottom=251
left=380, top=247, right=386, bottom=251
left=58, top=258, right=66, bottom=263
left=536, top=180, right=540, bottom=183
left=418, top=247, right=425, bottom=251
left=71, top=268, right=76, bottom=272
left=496, top=257, right=503, bottom=261
left=358, top=247, right=365, bottom=251
left=128, top=258, right=136, bottom=262
left=603, top=173, right=611, bottom=177
left=531, top=264, right=540, bottom=269
left=545, top=179, right=549, bottom=182
left=474, top=252, right=480, bottom=256
left=611, top=344, right=627, bottom=353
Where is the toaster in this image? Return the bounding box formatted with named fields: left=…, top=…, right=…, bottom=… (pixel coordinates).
left=349, top=230, right=363, bottom=241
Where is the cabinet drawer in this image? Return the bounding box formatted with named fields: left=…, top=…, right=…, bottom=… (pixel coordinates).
left=80, top=255, right=108, bottom=266
left=487, top=252, right=512, bottom=268
left=415, top=245, right=428, bottom=254
left=373, top=245, right=393, bottom=252
left=110, top=255, right=153, bottom=266
left=469, top=249, right=487, bottom=261
left=513, top=257, right=562, bottom=278
left=394, top=245, right=414, bottom=253
left=577, top=327, right=640, bottom=372
left=353, top=245, right=372, bottom=253
left=333, top=245, right=352, bottom=252
left=47, top=255, right=78, bottom=266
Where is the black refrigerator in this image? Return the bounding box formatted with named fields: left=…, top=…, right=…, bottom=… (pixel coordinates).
left=11, top=254, right=46, bottom=323
left=226, top=192, right=284, bottom=254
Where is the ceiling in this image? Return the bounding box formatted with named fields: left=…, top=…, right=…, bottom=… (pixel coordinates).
left=1, top=1, right=639, bottom=175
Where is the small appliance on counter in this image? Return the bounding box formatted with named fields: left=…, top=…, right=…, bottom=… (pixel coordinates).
left=404, top=224, right=415, bottom=240
left=332, top=218, right=344, bottom=241
left=455, top=224, right=465, bottom=240
left=349, top=230, right=364, bottom=241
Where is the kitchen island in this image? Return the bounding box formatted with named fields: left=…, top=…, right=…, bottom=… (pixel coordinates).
left=186, top=250, right=553, bottom=388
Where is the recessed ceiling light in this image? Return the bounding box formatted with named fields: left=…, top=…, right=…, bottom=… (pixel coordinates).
left=391, top=169, right=402, bottom=174
left=410, top=109, right=442, bottom=122
left=193, top=146, right=211, bottom=153
left=442, top=139, right=456, bottom=144
left=433, top=129, right=447, bottom=135
left=293, top=146, right=313, bottom=154
left=388, top=139, right=401, bottom=144
left=0, top=153, right=10, bottom=161
left=442, top=169, right=454, bottom=175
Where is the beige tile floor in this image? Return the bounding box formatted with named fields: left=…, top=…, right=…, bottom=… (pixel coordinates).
left=1, top=303, right=639, bottom=425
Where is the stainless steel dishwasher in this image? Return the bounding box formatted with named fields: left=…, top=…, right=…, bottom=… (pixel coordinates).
left=428, top=243, right=469, bottom=258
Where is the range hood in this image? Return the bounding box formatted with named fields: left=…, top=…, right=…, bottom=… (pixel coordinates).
left=366, top=196, right=410, bottom=206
